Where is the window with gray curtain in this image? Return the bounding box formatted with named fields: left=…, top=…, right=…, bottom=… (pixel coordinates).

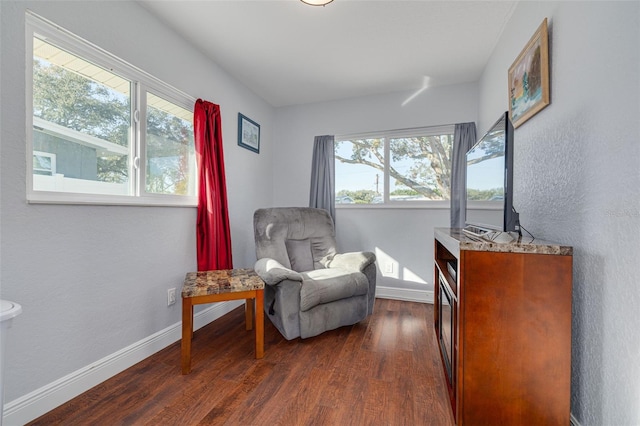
left=450, top=122, right=477, bottom=228
left=309, top=135, right=335, bottom=221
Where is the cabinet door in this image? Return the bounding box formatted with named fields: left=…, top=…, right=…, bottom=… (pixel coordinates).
left=460, top=250, right=572, bottom=425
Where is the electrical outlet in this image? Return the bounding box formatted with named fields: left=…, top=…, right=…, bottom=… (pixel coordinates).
left=167, top=288, right=176, bottom=306
left=384, top=262, right=394, bottom=274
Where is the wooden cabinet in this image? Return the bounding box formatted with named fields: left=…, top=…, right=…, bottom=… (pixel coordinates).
left=434, top=228, right=573, bottom=425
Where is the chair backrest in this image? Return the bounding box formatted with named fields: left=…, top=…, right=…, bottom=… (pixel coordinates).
left=254, top=207, right=338, bottom=272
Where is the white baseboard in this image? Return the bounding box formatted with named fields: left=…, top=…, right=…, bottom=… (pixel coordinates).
left=375, top=285, right=434, bottom=304
left=2, top=300, right=243, bottom=426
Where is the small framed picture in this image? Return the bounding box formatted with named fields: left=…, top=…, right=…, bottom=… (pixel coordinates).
left=237, top=113, right=260, bottom=153
left=508, top=18, right=550, bottom=128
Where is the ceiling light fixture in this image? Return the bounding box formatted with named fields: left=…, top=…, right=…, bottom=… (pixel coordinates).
left=300, top=0, right=333, bottom=6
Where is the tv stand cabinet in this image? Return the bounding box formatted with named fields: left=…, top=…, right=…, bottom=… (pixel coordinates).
left=434, top=228, right=573, bottom=425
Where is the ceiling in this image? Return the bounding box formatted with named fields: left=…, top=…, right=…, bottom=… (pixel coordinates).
left=139, top=0, right=518, bottom=107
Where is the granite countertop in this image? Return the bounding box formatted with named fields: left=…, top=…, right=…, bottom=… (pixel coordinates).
left=435, top=228, right=573, bottom=256
left=182, top=268, right=265, bottom=298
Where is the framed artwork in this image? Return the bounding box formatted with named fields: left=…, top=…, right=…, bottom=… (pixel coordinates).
left=508, top=18, right=550, bottom=128
left=237, top=113, right=260, bottom=153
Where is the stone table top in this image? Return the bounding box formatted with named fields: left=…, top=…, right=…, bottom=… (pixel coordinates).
left=182, top=269, right=265, bottom=298
left=435, top=228, right=573, bottom=257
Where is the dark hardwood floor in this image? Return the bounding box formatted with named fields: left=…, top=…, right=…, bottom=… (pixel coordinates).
left=28, top=299, right=454, bottom=425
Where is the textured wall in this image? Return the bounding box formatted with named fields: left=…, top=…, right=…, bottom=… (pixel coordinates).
left=478, top=2, right=640, bottom=424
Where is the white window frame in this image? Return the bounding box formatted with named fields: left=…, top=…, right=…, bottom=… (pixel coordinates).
left=335, top=124, right=454, bottom=209
left=26, top=12, right=197, bottom=207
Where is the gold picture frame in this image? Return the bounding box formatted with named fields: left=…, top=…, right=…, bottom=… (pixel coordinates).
left=508, top=18, right=550, bottom=128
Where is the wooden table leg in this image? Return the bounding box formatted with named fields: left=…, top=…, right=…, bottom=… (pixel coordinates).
left=245, top=298, right=254, bottom=331
left=255, top=289, right=264, bottom=359
left=181, top=297, right=193, bottom=374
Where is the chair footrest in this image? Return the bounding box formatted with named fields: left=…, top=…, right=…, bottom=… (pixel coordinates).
left=299, top=268, right=368, bottom=311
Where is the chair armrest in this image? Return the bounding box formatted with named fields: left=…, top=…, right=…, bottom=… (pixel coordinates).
left=254, top=258, right=303, bottom=285
left=326, top=251, right=376, bottom=272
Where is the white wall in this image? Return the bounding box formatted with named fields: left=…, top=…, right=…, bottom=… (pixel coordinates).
left=0, top=0, right=274, bottom=418
left=478, top=2, right=640, bottom=424
left=274, top=84, right=478, bottom=297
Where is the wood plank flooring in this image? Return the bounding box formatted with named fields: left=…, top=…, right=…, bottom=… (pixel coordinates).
left=28, top=299, right=455, bottom=425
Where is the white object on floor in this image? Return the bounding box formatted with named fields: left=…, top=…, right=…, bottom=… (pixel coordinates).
left=1, top=300, right=22, bottom=426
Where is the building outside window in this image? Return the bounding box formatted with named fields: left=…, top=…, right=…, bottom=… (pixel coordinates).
left=27, top=13, right=196, bottom=206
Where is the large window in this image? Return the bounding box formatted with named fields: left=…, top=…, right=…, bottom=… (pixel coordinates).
left=27, top=13, right=196, bottom=206
left=335, top=125, right=454, bottom=206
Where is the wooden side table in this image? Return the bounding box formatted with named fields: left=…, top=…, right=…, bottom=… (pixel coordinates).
left=181, top=269, right=265, bottom=374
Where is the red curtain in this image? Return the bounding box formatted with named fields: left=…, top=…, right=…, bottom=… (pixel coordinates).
left=193, top=99, right=233, bottom=271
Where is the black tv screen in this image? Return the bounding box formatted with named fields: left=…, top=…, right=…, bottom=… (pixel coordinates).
left=465, top=112, right=517, bottom=233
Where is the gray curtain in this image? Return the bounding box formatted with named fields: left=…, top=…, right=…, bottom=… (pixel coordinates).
left=309, top=135, right=335, bottom=222
left=450, top=122, right=477, bottom=228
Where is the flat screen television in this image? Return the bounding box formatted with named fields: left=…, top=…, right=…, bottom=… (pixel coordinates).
left=464, top=111, right=519, bottom=236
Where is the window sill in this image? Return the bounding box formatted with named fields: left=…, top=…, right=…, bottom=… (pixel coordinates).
left=336, top=201, right=450, bottom=210
left=27, top=191, right=197, bottom=207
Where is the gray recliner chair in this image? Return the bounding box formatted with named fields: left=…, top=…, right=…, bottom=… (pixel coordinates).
left=253, top=207, right=376, bottom=340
